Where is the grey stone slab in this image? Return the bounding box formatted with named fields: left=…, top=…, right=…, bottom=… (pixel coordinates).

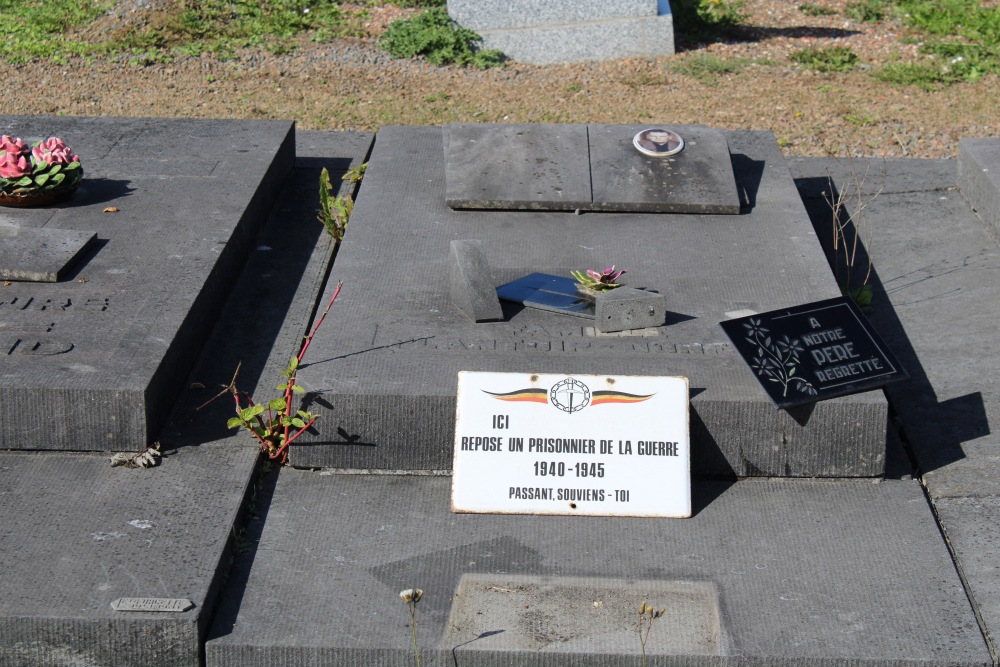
left=476, top=14, right=675, bottom=65
left=0, top=115, right=294, bottom=451
left=292, top=126, right=889, bottom=476
left=0, top=444, right=258, bottom=667
left=935, top=496, right=1000, bottom=661
left=594, top=286, right=666, bottom=332
left=450, top=240, right=504, bottom=322
left=445, top=123, right=593, bottom=210
left=0, top=225, right=96, bottom=282
left=0, top=130, right=374, bottom=667
left=789, top=157, right=1000, bottom=498
left=589, top=124, right=740, bottom=214
left=448, top=0, right=658, bottom=31
left=959, top=138, right=1000, bottom=241
left=206, top=473, right=991, bottom=666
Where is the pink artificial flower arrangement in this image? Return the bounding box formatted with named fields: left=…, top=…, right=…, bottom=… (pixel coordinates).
left=0, top=135, right=83, bottom=198
left=571, top=265, right=627, bottom=291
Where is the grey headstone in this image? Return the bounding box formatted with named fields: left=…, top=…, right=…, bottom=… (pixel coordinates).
left=206, top=473, right=992, bottom=666
left=293, top=126, right=889, bottom=476
left=449, top=239, right=503, bottom=322
left=589, top=124, right=741, bottom=214
left=449, top=1, right=674, bottom=64
left=448, top=0, right=658, bottom=31
left=0, top=116, right=294, bottom=451
left=958, top=137, right=1000, bottom=241
left=0, top=226, right=96, bottom=282
left=445, top=123, right=593, bottom=210
left=594, top=286, right=667, bottom=332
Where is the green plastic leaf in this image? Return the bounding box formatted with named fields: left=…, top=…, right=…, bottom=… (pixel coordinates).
left=34, top=173, right=49, bottom=187
left=48, top=163, right=62, bottom=176
left=64, top=161, right=80, bottom=171
left=15, top=176, right=32, bottom=186
left=227, top=417, right=244, bottom=429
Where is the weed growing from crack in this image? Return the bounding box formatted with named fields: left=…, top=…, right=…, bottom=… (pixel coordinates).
left=400, top=588, right=424, bottom=667
left=636, top=601, right=666, bottom=667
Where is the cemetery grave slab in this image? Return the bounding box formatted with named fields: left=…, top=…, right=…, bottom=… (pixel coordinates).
left=205, top=472, right=991, bottom=666
left=0, top=129, right=374, bottom=667
left=445, top=123, right=739, bottom=213
left=293, top=125, right=889, bottom=476
left=0, top=225, right=96, bottom=282
left=0, top=115, right=294, bottom=451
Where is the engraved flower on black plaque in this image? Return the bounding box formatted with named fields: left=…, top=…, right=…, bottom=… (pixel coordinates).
left=744, top=319, right=818, bottom=398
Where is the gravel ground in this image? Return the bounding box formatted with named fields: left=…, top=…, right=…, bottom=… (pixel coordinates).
left=1, top=0, right=997, bottom=158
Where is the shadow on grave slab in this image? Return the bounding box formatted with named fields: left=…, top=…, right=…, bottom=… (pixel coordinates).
left=797, top=176, right=990, bottom=478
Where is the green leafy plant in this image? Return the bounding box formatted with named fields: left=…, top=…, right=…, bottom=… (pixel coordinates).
left=798, top=3, right=837, bottom=16
left=220, top=282, right=343, bottom=464
left=379, top=7, right=504, bottom=68
left=671, top=0, right=747, bottom=42
left=571, top=265, right=626, bottom=292
left=844, top=0, right=889, bottom=23
left=636, top=601, right=666, bottom=667
left=342, top=161, right=367, bottom=185
left=318, top=167, right=353, bottom=243
left=790, top=45, right=859, bottom=72
left=399, top=588, right=424, bottom=667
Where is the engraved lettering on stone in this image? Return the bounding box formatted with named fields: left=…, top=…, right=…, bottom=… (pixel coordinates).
left=111, top=597, right=195, bottom=613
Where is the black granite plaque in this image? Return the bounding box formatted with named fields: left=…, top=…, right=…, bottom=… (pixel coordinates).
left=720, top=297, right=907, bottom=408
left=496, top=272, right=596, bottom=318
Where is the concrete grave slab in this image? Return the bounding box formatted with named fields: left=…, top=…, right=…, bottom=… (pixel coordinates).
left=448, top=1, right=674, bottom=64
left=789, top=156, right=1000, bottom=498
left=293, top=126, right=889, bottom=476
left=0, top=225, right=96, bottom=282
left=445, top=123, right=593, bottom=211
left=0, top=115, right=294, bottom=451
left=589, top=124, right=741, bottom=213
left=959, top=137, right=1000, bottom=241
left=0, top=444, right=258, bottom=667
left=205, top=473, right=991, bottom=666
left=0, top=130, right=374, bottom=667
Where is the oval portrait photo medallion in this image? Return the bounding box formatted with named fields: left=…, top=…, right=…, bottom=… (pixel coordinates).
left=632, top=128, right=684, bottom=157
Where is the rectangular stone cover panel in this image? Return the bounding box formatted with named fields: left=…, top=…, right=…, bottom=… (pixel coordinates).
left=589, top=124, right=741, bottom=213
left=445, top=123, right=592, bottom=210
left=0, top=226, right=96, bottom=282
left=445, top=123, right=739, bottom=213
left=0, top=115, right=294, bottom=450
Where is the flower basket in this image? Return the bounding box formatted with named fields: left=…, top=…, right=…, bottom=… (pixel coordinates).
left=0, top=135, right=83, bottom=208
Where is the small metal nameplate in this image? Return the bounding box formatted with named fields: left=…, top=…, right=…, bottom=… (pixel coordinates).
left=111, top=597, right=195, bottom=613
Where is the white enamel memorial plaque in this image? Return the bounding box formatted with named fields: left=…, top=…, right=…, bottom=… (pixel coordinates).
left=452, top=372, right=690, bottom=518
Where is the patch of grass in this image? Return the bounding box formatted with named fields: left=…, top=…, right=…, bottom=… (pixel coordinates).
left=670, top=53, right=751, bottom=85
left=379, top=7, right=504, bottom=68
left=871, top=61, right=960, bottom=89
left=0, top=0, right=115, bottom=62
left=671, top=0, right=747, bottom=42
left=844, top=0, right=890, bottom=23
left=843, top=111, right=879, bottom=126
left=895, top=0, right=1000, bottom=83
left=790, top=45, right=859, bottom=72
left=799, top=3, right=837, bottom=16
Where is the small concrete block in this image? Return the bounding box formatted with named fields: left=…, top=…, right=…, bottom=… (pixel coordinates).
left=445, top=123, right=592, bottom=210
left=589, top=124, right=741, bottom=214
left=0, top=225, right=96, bottom=282
left=448, top=0, right=658, bottom=31
left=449, top=239, right=503, bottom=322
left=594, top=286, right=666, bottom=332
left=958, top=137, right=1000, bottom=240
